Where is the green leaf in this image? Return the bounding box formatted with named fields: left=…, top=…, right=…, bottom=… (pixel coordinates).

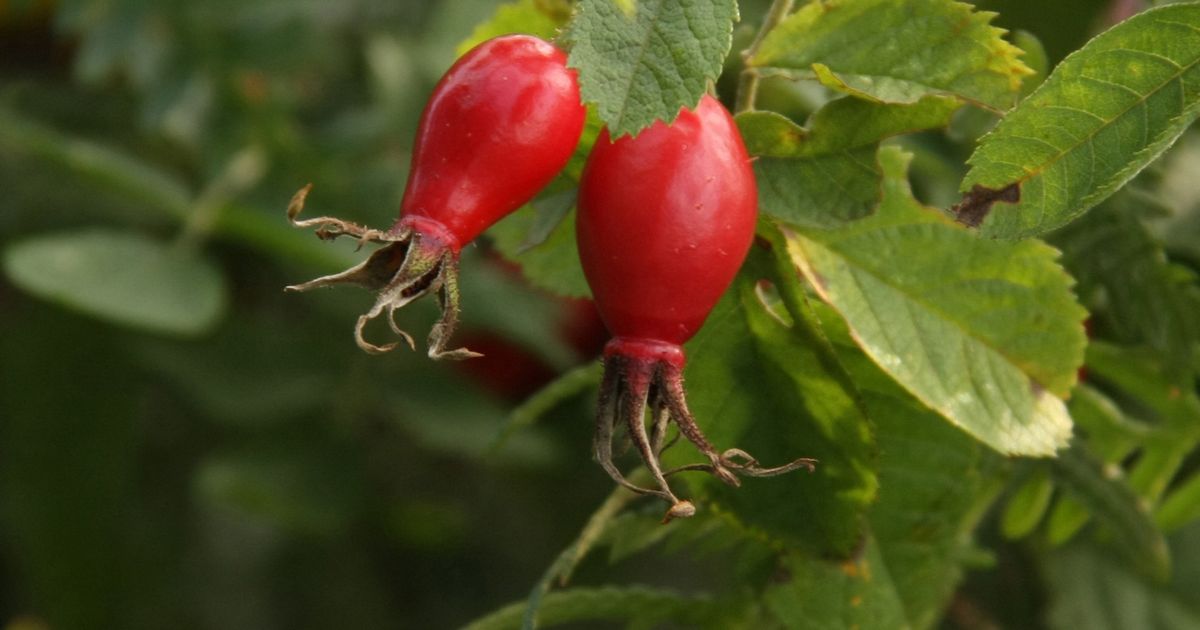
left=667, top=251, right=877, bottom=556
left=463, top=585, right=727, bottom=630
left=826, top=315, right=1005, bottom=627
left=785, top=148, right=1086, bottom=456
left=864, top=390, right=1003, bottom=629
left=1158, top=471, right=1200, bottom=532
left=748, top=0, right=1030, bottom=110
left=488, top=203, right=591, bottom=298
left=958, top=4, right=1200, bottom=237
left=1044, top=537, right=1200, bottom=630
left=1069, top=385, right=1149, bottom=469
left=3, top=230, right=227, bottom=335
left=0, top=106, right=190, bottom=219
left=1054, top=193, right=1200, bottom=386
left=763, top=318, right=1003, bottom=628
left=1002, top=467, right=1055, bottom=539
left=1085, top=343, right=1200, bottom=503
left=1012, top=30, right=1050, bottom=95
left=565, top=0, right=739, bottom=137
left=738, top=96, right=961, bottom=228
left=1051, top=444, right=1171, bottom=581
left=764, top=539, right=909, bottom=629
left=455, top=0, right=564, bottom=57
left=1046, top=495, right=1092, bottom=547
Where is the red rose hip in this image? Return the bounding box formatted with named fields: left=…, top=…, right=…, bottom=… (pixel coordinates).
left=577, top=94, right=813, bottom=519
left=287, top=34, right=585, bottom=358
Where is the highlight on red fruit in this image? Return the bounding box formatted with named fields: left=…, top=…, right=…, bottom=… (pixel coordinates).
left=285, top=34, right=586, bottom=359
left=576, top=94, right=815, bottom=519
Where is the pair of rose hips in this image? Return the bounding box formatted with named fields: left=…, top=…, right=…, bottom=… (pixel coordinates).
left=288, top=35, right=811, bottom=519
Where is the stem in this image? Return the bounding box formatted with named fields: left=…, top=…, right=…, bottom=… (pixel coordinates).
left=735, top=0, right=794, bottom=113
left=521, top=473, right=646, bottom=629
left=175, top=146, right=267, bottom=251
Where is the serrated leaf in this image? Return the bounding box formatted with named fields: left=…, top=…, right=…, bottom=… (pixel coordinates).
left=1012, top=30, right=1050, bottom=95
left=663, top=251, right=876, bottom=556
left=565, top=0, right=738, bottom=137
left=3, top=230, right=227, bottom=335
left=455, top=0, right=563, bottom=57
left=959, top=4, right=1200, bottom=238
left=786, top=148, right=1086, bottom=456
left=737, top=96, right=961, bottom=228
left=824, top=313, right=1004, bottom=627
left=749, top=0, right=1030, bottom=109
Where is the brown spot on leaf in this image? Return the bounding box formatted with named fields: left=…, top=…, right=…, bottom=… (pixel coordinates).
left=953, top=183, right=1021, bottom=227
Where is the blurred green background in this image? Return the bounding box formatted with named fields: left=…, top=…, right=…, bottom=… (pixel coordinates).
left=0, top=0, right=1165, bottom=628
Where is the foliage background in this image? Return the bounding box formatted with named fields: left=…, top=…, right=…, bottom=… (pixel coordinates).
left=1, top=0, right=1199, bottom=628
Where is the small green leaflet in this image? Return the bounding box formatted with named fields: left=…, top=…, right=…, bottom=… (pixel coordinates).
left=785, top=148, right=1086, bottom=456
left=3, top=230, right=227, bottom=336
left=959, top=3, right=1200, bottom=238
left=748, top=0, right=1030, bottom=110
left=737, top=96, right=961, bottom=228
left=565, top=0, right=738, bottom=137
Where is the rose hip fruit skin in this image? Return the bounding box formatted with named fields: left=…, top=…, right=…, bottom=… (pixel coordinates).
left=577, top=95, right=814, bottom=519
left=286, top=35, right=585, bottom=359
left=401, top=34, right=586, bottom=248
left=576, top=94, right=757, bottom=347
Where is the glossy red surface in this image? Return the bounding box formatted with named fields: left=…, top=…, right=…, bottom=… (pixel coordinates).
left=576, top=95, right=757, bottom=346
left=398, top=35, right=586, bottom=250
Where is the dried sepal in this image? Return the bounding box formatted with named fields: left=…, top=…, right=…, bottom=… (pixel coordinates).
left=595, top=350, right=816, bottom=521
left=285, top=184, right=479, bottom=360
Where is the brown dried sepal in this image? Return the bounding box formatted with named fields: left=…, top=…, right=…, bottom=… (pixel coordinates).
left=595, top=353, right=816, bottom=522
left=285, top=184, right=481, bottom=360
